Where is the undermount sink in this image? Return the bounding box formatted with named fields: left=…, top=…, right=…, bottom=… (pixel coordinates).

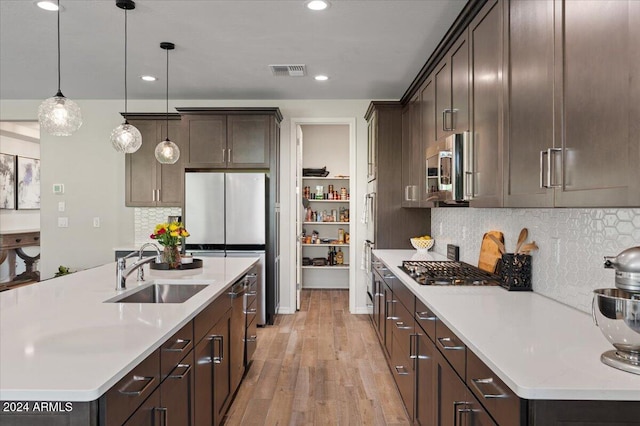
left=107, top=283, right=208, bottom=304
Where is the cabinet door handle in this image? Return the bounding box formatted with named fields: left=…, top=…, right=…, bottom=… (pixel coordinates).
left=165, top=338, right=191, bottom=352
left=385, top=299, right=398, bottom=320
left=208, top=334, right=224, bottom=364
left=409, top=333, right=417, bottom=359
left=168, top=363, right=192, bottom=379
left=453, top=401, right=471, bottom=426
left=539, top=150, right=547, bottom=188
left=245, top=335, right=257, bottom=343
left=470, top=377, right=508, bottom=399
left=156, top=407, right=168, bottom=426
left=416, top=311, right=437, bottom=321
left=222, top=148, right=226, bottom=162
left=156, top=189, right=161, bottom=202
left=118, top=375, right=155, bottom=396
left=227, top=148, right=232, bottom=163
left=548, top=147, right=562, bottom=188
left=437, top=336, right=464, bottom=351
left=394, top=365, right=409, bottom=375
left=442, top=109, right=451, bottom=132
left=152, top=189, right=156, bottom=202
left=405, top=185, right=410, bottom=202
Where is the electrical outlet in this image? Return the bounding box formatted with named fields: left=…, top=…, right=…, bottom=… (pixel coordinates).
left=58, top=201, right=65, bottom=212
left=58, top=217, right=68, bottom=228
left=93, top=217, right=100, bottom=228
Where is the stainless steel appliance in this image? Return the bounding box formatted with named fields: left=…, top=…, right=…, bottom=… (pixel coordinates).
left=185, top=172, right=267, bottom=325
left=425, top=132, right=471, bottom=204
left=400, top=260, right=500, bottom=286
left=593, top=246, right=640, bottom=374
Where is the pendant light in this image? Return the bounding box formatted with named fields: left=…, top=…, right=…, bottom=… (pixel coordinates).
left=155, top=42, right=180, bottom=164
left=38, top=0, right=82, bottom=136
left=110, top=0, right=142, bottom=153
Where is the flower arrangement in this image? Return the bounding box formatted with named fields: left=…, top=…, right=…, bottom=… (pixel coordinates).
left=150, top=221, right=190, bottom=247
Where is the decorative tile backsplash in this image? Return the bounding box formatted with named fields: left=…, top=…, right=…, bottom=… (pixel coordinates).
left=134, top=207, right=182, bottom=246
left=431, top=208, right=640, bottom=313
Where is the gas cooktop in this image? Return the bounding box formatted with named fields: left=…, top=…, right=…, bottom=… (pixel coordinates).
left=400, top=260, right=500, bottom=286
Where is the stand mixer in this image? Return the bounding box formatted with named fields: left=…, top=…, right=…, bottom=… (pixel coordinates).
left=593, top=246, right=640, bottom=374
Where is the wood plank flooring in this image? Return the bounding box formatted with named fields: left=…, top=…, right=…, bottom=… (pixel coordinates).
left=223, top=289, right=410, bottom=425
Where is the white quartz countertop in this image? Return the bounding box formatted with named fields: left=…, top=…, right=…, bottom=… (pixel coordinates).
left=373, top=249, right=640, bottom=401
left=0, top=257, right=258, bottom=402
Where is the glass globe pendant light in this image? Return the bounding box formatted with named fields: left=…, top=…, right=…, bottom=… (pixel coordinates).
left=110, top=0, right=142, bottom=153
left=155, top=42, right=180, bottom=164
left=38, top=0, right=82, bottom=136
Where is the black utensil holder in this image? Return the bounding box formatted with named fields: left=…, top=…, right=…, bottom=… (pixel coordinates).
left=497, top=253, right=532, bottom=291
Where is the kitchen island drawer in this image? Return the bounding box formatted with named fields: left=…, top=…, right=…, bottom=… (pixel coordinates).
left=435, top=319, right=466, bottom=380
left=194, top=287, right=232, bottom=343
left=100, top=349, right=160, bottom=426
left=160, top=321, right=194, bottom=380
left=415, top=298, right=437, bottom=341
left=467, top=349, right=524, bottom=426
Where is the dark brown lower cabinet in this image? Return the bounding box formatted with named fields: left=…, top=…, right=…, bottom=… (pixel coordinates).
left=436, top=349, right=496, bottom=426
left=383, top=282, right=395, bottom=358
left=194, top=308, right=231, bottom=426
left=122, top=387, right=161, bottom=426
left=415, top=330, right=436, bottom=426
left=160, top=352, right=195, bottom=426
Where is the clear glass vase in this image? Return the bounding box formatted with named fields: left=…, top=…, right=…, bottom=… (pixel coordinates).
left=162, top=245, right=181, bottom=269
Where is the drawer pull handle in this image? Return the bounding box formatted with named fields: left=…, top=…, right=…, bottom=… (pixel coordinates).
left=15, top=238, right=22, bottom=243
left=471, top=377, right=508, bottom=399
left=383, top=274, right=396, bottom=279
left=395, top=321, right=412, bottom=330
left=165, top=338, right=191, bottom=352
left=168, top=363, right=192, bottom=379
left=437, top=337, right=464, bottom=351
left=394, top=365, right=409, bottom=376
left=454, top=401, right=472, bottom=426
left=416, top=311, right=437, bottom=321
left=118, top=375, right=155, bottom=396
left=245, top=335, right=257, bottom=343
left=244, top=307, right=257, bottom=315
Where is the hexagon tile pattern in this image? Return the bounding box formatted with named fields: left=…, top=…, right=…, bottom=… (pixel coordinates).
left=134, top=207, right=182, bottom=246
left=431, top=208, right=640, bottom=313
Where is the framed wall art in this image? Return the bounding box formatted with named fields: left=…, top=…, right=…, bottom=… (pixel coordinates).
left=17, top=156, right=40, bottom=210
left=0, top=153, right=16, bottom=209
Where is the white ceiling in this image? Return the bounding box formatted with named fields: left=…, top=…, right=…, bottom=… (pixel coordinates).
left=0, top=0, right=466, bottom=101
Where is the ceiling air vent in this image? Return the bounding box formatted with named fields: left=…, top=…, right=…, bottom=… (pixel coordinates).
left=269, top=64, right=307, bottom=77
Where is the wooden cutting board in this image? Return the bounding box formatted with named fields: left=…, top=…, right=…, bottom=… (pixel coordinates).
left=478, top=230, right=504, bottom=273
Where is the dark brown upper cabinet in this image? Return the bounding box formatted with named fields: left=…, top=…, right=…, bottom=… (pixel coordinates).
left=180, top=109, right=279, bottom=169
left=468, top=0, right=504, bottom=207
left=125, top=114, right=184, bottom=207
left=504, top=0, right=640, bottom=207
left=435, top=30, right=470, bottom=141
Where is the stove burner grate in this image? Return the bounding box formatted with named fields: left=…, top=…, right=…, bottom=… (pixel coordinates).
left=400, top=260, right=500, bottom=286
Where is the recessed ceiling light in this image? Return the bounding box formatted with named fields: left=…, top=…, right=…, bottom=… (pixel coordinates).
left=306, top=0, right=330, bottom=11
left=141, top=75, right=157, bottom=82
left=36, top=1, right=60, bottom=11
left=314, top=75, right=329, bottom=81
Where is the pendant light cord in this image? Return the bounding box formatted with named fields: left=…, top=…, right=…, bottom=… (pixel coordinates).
left=166, top=46, right=169, bottom=139
left=124, top=8, right=128, bottom=120
left=56, top=0, right=62, bottom=96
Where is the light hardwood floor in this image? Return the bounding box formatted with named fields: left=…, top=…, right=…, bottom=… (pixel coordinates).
left=223, top=289, right=411, bottom=425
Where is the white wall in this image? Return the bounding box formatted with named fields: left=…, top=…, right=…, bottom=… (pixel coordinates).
left=0, top=98, right=370, bottom=314
left=431, top=208, right=640, bottom=313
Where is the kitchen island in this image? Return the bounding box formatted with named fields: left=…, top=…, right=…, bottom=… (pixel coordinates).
left=373, top=249, right=640, bottom=424
left=0, top=256, right=258, bottom=424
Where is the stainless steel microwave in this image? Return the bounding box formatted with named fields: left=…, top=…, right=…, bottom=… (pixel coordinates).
left=426, top=132, right=471, bottom=204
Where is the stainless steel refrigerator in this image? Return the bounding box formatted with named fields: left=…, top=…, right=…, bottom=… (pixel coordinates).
left=185, top=172, right=267, bottom=325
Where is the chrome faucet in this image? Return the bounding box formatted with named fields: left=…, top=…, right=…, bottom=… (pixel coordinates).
left=116, top=244, right=162, bottom=290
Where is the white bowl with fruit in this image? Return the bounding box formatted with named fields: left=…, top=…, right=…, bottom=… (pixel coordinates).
left=410, top=235, right=434, bottom=253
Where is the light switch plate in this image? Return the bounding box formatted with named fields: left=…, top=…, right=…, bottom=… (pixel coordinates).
left=58, top=201, right=65, bottom=212
left=93, top=217, right=100, bottom=228
left=58, top=217, right=68, bottom=228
